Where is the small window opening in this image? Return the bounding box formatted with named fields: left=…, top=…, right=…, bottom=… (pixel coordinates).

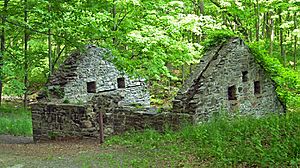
left=254, top=81, right=261, bottom=94
left=87, top=81, right=96, bottom=93
left=242, top=71, right=248, bottom=82
left=228, top=85, right=237, bottom=100
left=117, top=77, right=125, bottom=88
left=240, top=39, right=244, bottom=46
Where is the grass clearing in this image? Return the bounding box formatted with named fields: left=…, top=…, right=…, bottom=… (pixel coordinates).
left=105, top=112, right=300, bottom=167
left=0, top=103, right=32, bottom=136
left=1, top=102, right=300, bottom=167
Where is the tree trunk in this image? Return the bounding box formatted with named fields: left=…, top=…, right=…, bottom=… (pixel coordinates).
left=293, top=12, right=297, bottom=70
left=0, top=0, right=8, bottom=106
left=269, top=13, right=274, bottom=56
left=112, top=0, right=117, bottom=45
left=279, top=9, right=286, bottom=66
left=255, top=0, right=259, bottom=41
left=262, top=13, right=266, bottom=38
left=24, top=0, right=29, bottom=108
left=199, top=0, right=204, bottom=15
left=48, top=2, right=52, bottom=76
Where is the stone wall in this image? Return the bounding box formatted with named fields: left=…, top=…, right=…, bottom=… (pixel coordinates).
left=173, top=38, right=284, bottom=122
left=47, top=45, right=150, bottom=107
left=104, top=109, right=192, bottom=135
left=31, top=93, right=192, bottom=142
left=31, top=103, right=99, bottom=142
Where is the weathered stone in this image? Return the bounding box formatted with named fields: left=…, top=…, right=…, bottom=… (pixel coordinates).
left=82, top=120, right=93, bottom=128
left=31, top=92, right=193, bottom=142
left=173, top=37, right=285, bottom=121
left=43, top=45, right=150, bottom=107
left=32, top=37, right=285, bottom=142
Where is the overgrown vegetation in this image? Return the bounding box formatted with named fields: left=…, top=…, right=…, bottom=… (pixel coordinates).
left=105, top=112, right=300, bottom=167
left=249, top=41, right=300, bottom=110
left=0, top=103, right=32, bottom=136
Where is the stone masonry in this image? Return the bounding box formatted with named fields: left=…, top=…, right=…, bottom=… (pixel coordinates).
left=31, top=93, right=192, bottom=142
left=45, top=45, right=150, bottom=107
left=173, top=37, right=285, bottom=122
left=31, top=37, right=286, bottom=142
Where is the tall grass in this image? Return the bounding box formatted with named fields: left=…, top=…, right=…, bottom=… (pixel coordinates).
left=0, top=103, right=32, bottom=136
left=106, top=113, right=300, bottom=167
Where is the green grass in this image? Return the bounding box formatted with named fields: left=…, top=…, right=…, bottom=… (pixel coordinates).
left=0, top=103, right=32, bottom=136
left=1, top=101, right=299, bottom=167
left=104, top=112, right=300, bottom=167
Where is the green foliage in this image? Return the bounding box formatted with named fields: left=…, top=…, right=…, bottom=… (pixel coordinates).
left=201, top=29, right=237, bottom=50
left=47, top=131, right=59, bottom=140
left=1, top=0, right=299, bottom=109
left=0, top=103, right=32, bottom=136
left=249, top=42, right=300, bottom=110
left=106, top=113, right=300, bottom=167
left=50, top=86, right=64, bottom=99
left=150, top=79, right=180, bottom=108
left=63, top=99, right=70, bottom=104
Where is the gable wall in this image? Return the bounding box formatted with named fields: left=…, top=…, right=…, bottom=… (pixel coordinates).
left=174, top=39, right=284, bottom=121
left=49, top=47, right=150, bottom=107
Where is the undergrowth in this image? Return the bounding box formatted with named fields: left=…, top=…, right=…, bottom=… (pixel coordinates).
left=106, top=113, right=300, bottom=167
left=0, top=103, right=32, bottom=136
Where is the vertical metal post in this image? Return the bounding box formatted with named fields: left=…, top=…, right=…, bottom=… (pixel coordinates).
left=99, top=112, right=104, bottom=144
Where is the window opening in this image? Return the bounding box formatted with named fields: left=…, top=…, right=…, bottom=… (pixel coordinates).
left=117, top=77, right=125, bottom=88
left=254, top=81, right=261, bottom=94
left=242, top=71, right=248, bottom=82
left=228, top=85, right=237, bottom=100
left=87, top=81, right=96, bottom=93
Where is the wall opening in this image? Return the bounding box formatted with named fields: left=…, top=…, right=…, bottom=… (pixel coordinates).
left=87, top=81, right=96, bottom=93
left=242, top=71, right=248, bottom=82
left=228, top=85, right=237, bottom=100
left=117, top=77, right=125, bottom=88
left=254, top=81, right=261, bottom=94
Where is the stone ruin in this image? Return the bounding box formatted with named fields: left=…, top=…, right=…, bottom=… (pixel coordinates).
left=31, top=93, right=192, bottom=141
left=31, top=37, right=286, bottom=142
left=173, top=37, right=285, bottom=122
left=43, top=45, right=150, bottom=107
left=31, top=45, right=191, bottom=142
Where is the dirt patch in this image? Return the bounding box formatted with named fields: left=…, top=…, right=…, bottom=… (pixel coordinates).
left=0, top=135, right=199, bottom=167
left=0, top=135, right=149, bottom=168
left=0, top=135, right=117, bottom=168
left=0, top=135, right=33, bottom=144
left=0, top=136, right=103, bottom=156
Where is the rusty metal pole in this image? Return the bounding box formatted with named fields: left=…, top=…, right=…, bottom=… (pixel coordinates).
left=99, top=112, right=104, bottom=143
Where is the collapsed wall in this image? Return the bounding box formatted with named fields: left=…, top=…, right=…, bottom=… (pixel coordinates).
left=31, top=93, right=192, bottom=142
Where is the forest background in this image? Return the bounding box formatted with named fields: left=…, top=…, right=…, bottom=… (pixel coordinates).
left=0, top=0, right=299, bottom=109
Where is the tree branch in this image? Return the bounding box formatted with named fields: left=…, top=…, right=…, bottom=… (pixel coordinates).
left=209, top=0, right=249, bottom=37
left=0, top=15, right=75, bottom=45
left=51, top=45, right=66, bottom=71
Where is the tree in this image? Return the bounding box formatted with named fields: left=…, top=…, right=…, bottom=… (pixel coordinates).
left=0, top=0, right=9, bottom=106
left=23, top=0, right=29, bottom=107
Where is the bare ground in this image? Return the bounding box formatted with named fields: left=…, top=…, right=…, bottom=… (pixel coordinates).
left=0, top=135, right=202, bottom=168
left=0, top=135, right=129, bottom=168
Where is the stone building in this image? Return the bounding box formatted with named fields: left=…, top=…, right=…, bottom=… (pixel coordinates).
left=31, top=37, right=286, bottom=142
left=173, top=37, right=285, bottom=121
left=31, top=45, right=191, bottom=142
left=44, top=45, right=150, bottom=107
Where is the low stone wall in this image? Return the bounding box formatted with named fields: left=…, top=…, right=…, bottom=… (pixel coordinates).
left=105, top=109, right=193, bottom=136
left=31, top=102, right=193, bottom=142
left=31, top=103, right=99, bottom=142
